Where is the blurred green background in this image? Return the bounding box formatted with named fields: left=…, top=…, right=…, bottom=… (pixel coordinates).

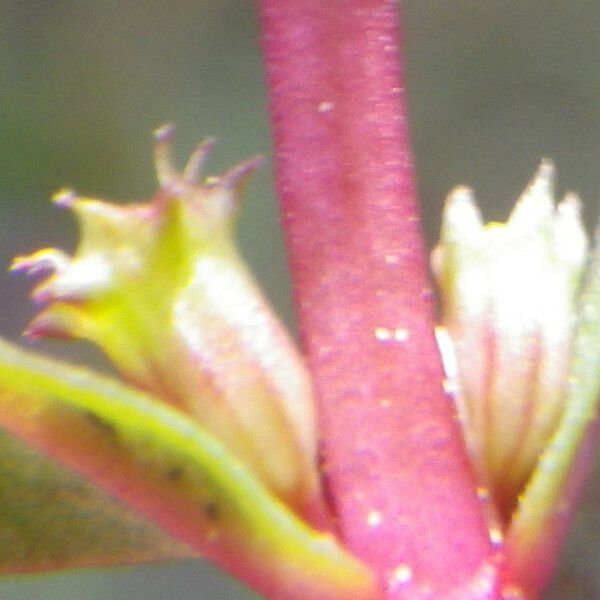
left=1, top=1, right=600, bottom=598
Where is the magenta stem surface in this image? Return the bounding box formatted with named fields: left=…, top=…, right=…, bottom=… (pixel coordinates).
left=258, top=1, right=496, bottom=597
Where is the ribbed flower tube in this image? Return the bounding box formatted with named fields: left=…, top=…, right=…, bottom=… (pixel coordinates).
left=12, top=127, right=325, bottom=523
left=433, top=162, right=588, bottom=523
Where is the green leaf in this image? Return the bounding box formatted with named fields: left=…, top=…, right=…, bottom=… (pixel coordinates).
left=0, top=428, right=193, bottom=573
left=0, top=338, right=377, bottom=600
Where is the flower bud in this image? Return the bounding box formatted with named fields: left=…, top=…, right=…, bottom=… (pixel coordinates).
left=432, top=162, right=588, bottom=520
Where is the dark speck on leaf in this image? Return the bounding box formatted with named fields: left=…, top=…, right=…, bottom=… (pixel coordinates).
left=203, top=501, right=220, bottom=522
left=84, top=410, right=116, bottom=435
left=166, top=466, right=185, bottom=482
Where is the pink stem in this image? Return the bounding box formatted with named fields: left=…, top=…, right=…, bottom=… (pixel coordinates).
left=257, top=1, right=497, bottom=598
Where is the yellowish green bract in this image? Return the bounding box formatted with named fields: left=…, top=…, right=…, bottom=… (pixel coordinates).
left=0, top=337, right=377, bottom=600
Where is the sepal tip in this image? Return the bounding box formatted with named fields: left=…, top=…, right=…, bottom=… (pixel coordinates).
left=51, top=188, right=78, bottom=207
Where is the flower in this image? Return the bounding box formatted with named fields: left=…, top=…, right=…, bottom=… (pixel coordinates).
left=12, top=126, right=321, bottom=517
left=432, top=161, right=589, bottom=523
